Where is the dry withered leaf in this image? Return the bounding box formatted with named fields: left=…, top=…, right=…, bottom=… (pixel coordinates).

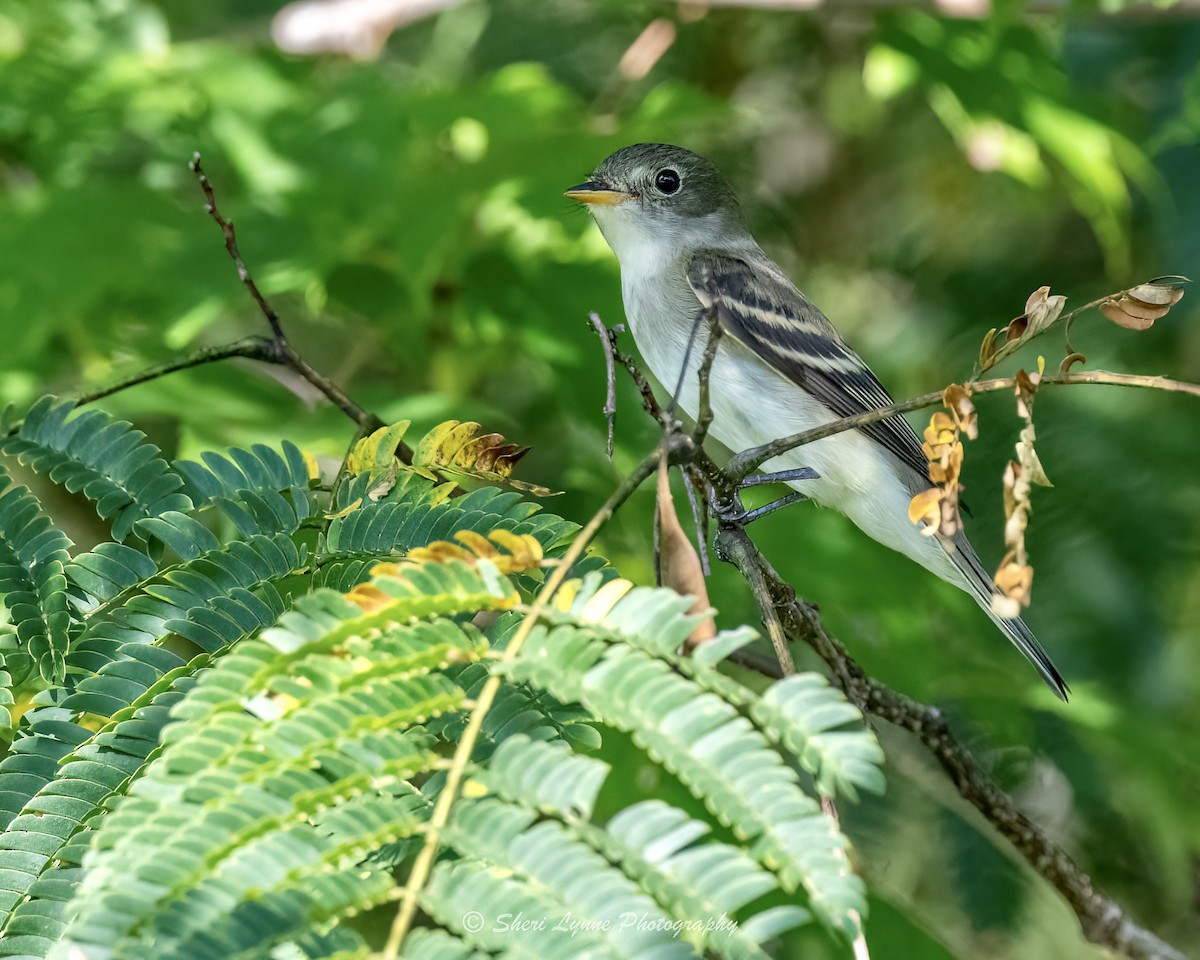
left=992, top=560, right=1033, bottom=617
left=943, top=383, right=978, bottom=440
left=1016, top=423, right=1052, bottom=488
left=1006, top=314, right=1029, bottom=342
left=1059, top=352, right=1087, bottom=376
left=1100, top=278, right=1187, bottom=331
left=979, top=327, right=999, bottom=368
left=411, top=420, right=556, bottom=497
left=1023, top=285, right=1067, bottom=337
left=1100, top=301, right=1159, bottom=331
left=1127, top=281, right=1187, bottom=306
left=656, top=458, right=716, bottom=647
left=1014, top=368, right=1040, bottom=419
left=908, top=488, right=943, bottom=536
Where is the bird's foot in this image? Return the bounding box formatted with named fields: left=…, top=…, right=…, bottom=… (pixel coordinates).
left=711, top=466, right=818, bottom=525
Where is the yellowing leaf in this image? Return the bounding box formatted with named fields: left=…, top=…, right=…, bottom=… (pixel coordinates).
left=993, top=560, right=1033, bottom=608
left=347, top=421, right=412, bottom=478
left=324, top=497, right=363, bottom=520
left=578, top=578, right=635, bottom=622
left=409, top=420, right=557, bottom=497
left=979, top=327, right=999, bottom=368
left=300, top=448, right=322, bottom=481
left=405, top=530, right=545, bottom=574
left=942, top=383, right=977, bottom=440
left=908, top=488, right=943, bottom=536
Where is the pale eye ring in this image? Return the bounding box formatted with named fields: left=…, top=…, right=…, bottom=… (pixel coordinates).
left=654, top=168, right=681, bottom=195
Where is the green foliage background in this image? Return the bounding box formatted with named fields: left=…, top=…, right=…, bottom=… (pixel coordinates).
left=1, top=0, right=1198, bottom=956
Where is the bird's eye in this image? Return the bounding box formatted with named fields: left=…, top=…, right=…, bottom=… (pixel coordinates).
left=654, top=168, right=681, bottom=195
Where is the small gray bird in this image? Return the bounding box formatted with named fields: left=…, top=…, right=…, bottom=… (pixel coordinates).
left=567, top=142, right=1068, bottom=700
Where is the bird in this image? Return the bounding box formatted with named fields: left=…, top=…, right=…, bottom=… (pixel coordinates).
left=566, top=142, right=1068, bottom=701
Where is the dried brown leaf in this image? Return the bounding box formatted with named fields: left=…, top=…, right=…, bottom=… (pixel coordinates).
left=1024, top=285, right=1067, bottom=336
left=1006, top=314, right=1029, bottom=342
left=1016, top=423, right=1052, bottom=487
left=1127, top=283, right=1186, bottom=307
left=979, top=327, right=999, bottom=368
left=1100, top=300, right=1156, bottom=331
left=1014, top=368, right=1040, bottom=419
left=943, top=383, right=978, bottom=440
left=1112, top=298, right=1172, bottom=322
left=411, top=419, right=556, bottom=497
left=1059, top=352, right=1086, bottom=375
left=994, top=560, right=1033, bottom=606
left=656, top=458, right=715, bottom=646
left=908, top=488, right=944, bottom=537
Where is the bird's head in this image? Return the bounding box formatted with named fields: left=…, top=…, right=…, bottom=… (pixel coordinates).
left=566, top=143, right=747, bottom=261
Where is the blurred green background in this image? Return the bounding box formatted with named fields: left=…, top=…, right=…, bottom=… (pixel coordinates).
left=1, top=0, right=1198, bottom=956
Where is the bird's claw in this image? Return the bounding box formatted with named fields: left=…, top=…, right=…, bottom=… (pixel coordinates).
left=710, top=466, right=818, bottom=525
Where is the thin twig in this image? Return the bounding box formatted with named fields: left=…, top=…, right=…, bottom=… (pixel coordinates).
left=381, top=442, right=676, bottom=958
left=680, top=465, right=711, bottom=576
left=189, top=152, right=385, bottom=435
left=71, top=336, right=280, bottom=407
left=588, top=312, right=619, bottom=460
left=975, top=292, right=1115, bottom=377
left=692, top=307, right=722, bottom=447
left=724, top=368, right=1200, bottom=482
left=190, top=154, right=286, bottom=341
left=713, top=522, right=795, bottom=675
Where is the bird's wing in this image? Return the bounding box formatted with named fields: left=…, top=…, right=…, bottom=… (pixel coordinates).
left=686, top=250, right=931, bottom=484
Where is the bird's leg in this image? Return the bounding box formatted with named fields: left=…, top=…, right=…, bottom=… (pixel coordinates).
left=711, top=466, right=818, bottom=525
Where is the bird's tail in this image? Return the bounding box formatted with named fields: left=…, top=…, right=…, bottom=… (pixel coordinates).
left=947, top=535, right=1069, bottom=702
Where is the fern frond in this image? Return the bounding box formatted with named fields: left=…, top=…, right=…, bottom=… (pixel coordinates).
left=0, top=684, right=193, bottom=934
left=470, top=734, right=608, bottom=820
left=429, top=656, right=600, bottom=755
left=54, top=566, right=508, bottom=958
left=320, top=477, right=576, bottom=567
left=398, top=928, right=490, bottom=960
left=444, top=798, right=702, bottom=958
left=544, top=576, right=884, bottom=802
left=509, top=631, right=866, bottom=937
left=596, top=800, right=809, bottom=958
left=68, top=532, right=306, bottom=678
left=0, top=398, right=190, bottom=541
left=173, top=441, right=312, bottom=505
left=0, top=467, right=73, bottom=682
left=752, top=674, right=886, bottom=800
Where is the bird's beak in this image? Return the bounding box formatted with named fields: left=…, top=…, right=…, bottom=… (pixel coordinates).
left=564, top=181, right=633, bottom=206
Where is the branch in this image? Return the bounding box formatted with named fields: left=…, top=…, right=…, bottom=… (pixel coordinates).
left=727, top=525, right=1186, bottom=960
left=189, top=153, right=385, bottom=434
left=725, top=368, right=1200, bottom=482
left=71, top=336, right=280, bottom=407
left=597, top=315, right=1189, bottom=960
left=587, top=312, right=619, bottom=460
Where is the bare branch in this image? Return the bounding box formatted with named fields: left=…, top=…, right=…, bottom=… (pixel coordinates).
left=72, top=336, right=281, bottom=408
left=587, top=312, right=619, bottom=459
left=725, top=368, right=1200, bottom=482
left=189, top=152, right=385, bottom=435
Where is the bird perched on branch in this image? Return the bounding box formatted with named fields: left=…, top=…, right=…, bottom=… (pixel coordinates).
left=567, top=142, right=1068, bottom=701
